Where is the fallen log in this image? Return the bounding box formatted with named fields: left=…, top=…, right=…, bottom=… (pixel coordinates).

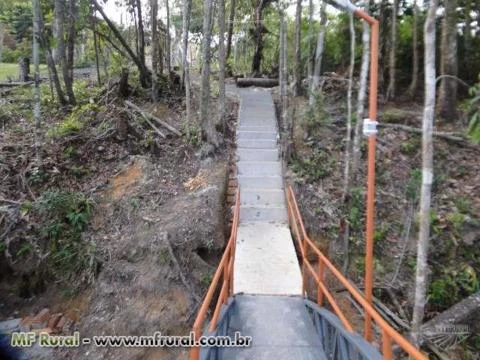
left=124, top=108, right=166, bottom=139
left=236, top=77, right=279, bottom=88
left=421, top=291, right=480, bottom=336
left=0, top=81, right=34, bottom=87
left=125, top=100, right=182, bottom=136
left=378, top=122, right=468, bottom=143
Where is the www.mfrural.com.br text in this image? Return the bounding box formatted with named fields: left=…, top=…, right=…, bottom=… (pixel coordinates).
left=10, top=331, right=252, bottom=349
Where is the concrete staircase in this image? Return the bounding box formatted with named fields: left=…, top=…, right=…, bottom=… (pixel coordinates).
left=233, top=88, right=303, bottom=296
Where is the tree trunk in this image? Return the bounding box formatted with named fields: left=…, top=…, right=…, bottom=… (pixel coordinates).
left=36, top=8, right=67, bottom=105
left=0, top=23, right=4, bottom=62
left=386, top=0, right=397, bottom=101
left=309, top=0, right=327, bottom=106
left=65, top=0, right=76, bottom=105
left=54, top=0, right=69, bottom=101
left=352, top=19, right=370, bottom=181
left=165, top=0, right=171, bottom=79
left=342, top=12, right=355, bottom=273
left=92, top=13, right=101, bottom=86
left=411, top=0, right=438, bottom=346
left=136, top=0, right=146, bottom=69
left=251, top=0, right=265, bottom=76
left=118, top=68, right=130, bottom=98
left=407, top=0, right=419, bottom=98
left=18, top=57, right=30, bottom=81
left=32, top=0, right=42, bottom=168
left=226, top=0, right=236, bottom=66
left=343, top=12, right=355, bottom=200
left=293, top=0, right=302, bottom=96
left=151, top=0, right=159, bottom=101
left=279, top=7, right=288, bottom=131
left=437, top=0, right=458, bottom=121
left=200, top=0, right=218, bottom=147
left=463, top=0, right=472, bottom=81
left=217, top=0, right=226, bottom=129
left=307, top=0, right=313, bottom=94
left=182, top=0, right=193, bottom=137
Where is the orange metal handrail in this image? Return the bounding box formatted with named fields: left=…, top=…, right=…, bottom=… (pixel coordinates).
left=190, top=190, right=240, bottom=360
left=286, top=185, right=427, bottom=360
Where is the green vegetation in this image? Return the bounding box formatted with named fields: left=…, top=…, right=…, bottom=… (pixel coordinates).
left=47, top=103, right=102, bottom=138
left=28, top=190, right=96, bottom=283
left=291, top=149, right=334, bottom=182
left=429, top=265, right=479, bottom=309
left=467, top=79, right=480, bottom=144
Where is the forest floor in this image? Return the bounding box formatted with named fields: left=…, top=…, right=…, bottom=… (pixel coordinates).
left=275, top=81, right=480, bottom=359
left=0, top=75, right=239, bottom=359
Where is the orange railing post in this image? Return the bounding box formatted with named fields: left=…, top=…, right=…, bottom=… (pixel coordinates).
left=317, top=255, right=325, bottom=306
left=352, top=8, right=380, bottom=342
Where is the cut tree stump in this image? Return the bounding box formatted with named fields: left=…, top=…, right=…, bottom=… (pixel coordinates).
left=236, top=78, right=279, bottom=88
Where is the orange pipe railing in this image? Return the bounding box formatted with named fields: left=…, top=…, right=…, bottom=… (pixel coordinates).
left=190, top=190, right=240, bottom=360
left=286, top=186, right=427, bottom=360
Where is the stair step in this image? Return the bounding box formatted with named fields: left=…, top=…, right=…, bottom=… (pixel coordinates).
left=238, top=176, right=283, bottom=190
left=240, top=205, right=288, bottom=222
left=241, top=189, right=286, bottom=206
left=237, top=161, right=282, bottom=176
left=237, top=130, right=278, bottom=140
left=237, top=139, right=277, bottom=149
left=238, top=125, right=277, bottom=132
left=237, top=148, right=279, bottom=161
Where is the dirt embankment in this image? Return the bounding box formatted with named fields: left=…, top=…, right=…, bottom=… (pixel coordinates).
left=59, top=155, right=228, bottom=360
left=0, top=78, right=239, bottom=359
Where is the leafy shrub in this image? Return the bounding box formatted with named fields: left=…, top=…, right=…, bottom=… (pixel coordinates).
left=47, top=103, right=101, bottom=138
left=429, top=265, right=479, bottom=309
left=290, top=149, right=333, bottom=182
left=466, top=80, right=480, bottom=144
left=31, top=190, right=96, bottom=282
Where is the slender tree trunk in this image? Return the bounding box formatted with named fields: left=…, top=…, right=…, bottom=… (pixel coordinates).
left=352, top=19, right=370, bottom=181
left=217, top=0, right=226, bottom=129
left=280, top=8, right=288, bottom=130
left=92, top=13, right=101, bottom=86
left=32, top=0, right=42, bottom=168
left=307, top=0, right=313, bottom=93
left=437, top=0, right=458, bottom=121
left=200, top=0, right=218, bottom=146
left=0, top=23, right=4, bottom=62
left=226, top=0, right=236, bottom=65
left=342, top=12, right=355, bottom=273
left=293, top=0, right=302, bottom=96
left=165, top=0, right=171, bottom=79
left=36, top=7, right=66, bottom=105
left=54, top=0, right=68, bottom=100
left=411, top=0, right=438, bottom=346
left=182, top=0, right=192, bottom=137
left=464, top=0, right=472, bottom=81
left=151, top=0, right=159, bottom=101
left=65, top=0, right=76, bottom=105
left=309, top=0, right=327, bottom=106
left=386, top=0, right=397, bottom=101
left=407, top=0, right=419, bottom=98
left=343, top=12, right=355, bottom=200
left=136, top=0, right=146, bottom=68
